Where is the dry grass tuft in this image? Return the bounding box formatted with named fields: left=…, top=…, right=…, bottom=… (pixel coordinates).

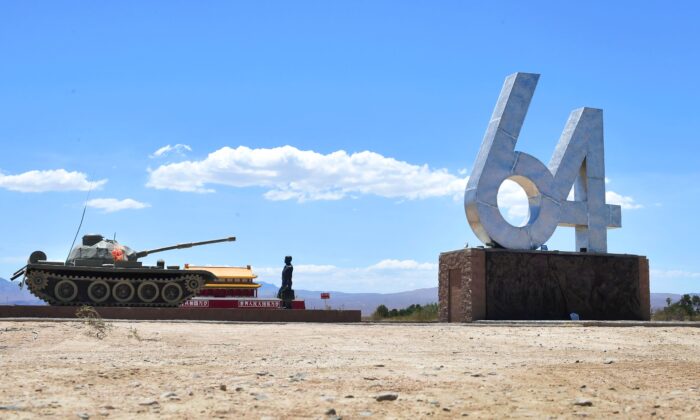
left=75, top=306, right=111, bottom=339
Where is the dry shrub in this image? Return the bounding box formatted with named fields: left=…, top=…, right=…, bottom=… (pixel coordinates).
left=127, top=326, right=143, bottom=341
left=75, top=305, right=111, bottom=339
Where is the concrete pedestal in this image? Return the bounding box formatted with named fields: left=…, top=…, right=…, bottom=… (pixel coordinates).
left=438, top=248, right=650, bottom=322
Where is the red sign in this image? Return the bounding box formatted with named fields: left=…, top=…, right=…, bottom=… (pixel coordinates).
left=181, top=298, right=289, bottom=309
left=239, top=300, right=281, bottom=308
left=182, top=299, right=210, bottom=308
left=320, top=293, right=330, bottom=299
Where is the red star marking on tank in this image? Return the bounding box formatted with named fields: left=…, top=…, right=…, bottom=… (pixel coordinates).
left=111, top=246, right=125, bottom=262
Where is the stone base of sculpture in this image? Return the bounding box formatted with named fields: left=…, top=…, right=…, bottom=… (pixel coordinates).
left=438, top=248, right=650, bottom=322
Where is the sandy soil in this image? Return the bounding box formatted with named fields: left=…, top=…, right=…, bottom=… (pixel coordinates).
left=0, top=320, right=699, bottom=419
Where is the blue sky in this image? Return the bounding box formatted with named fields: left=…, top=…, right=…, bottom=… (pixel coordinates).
left=1, top=1, right=698, bottom=293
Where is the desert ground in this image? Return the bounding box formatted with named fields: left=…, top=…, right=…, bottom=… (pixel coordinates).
left=0, top=320, right=699, bottom=419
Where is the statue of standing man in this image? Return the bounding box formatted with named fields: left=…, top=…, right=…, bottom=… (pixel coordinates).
left=277, top=255, right=295, bottom=308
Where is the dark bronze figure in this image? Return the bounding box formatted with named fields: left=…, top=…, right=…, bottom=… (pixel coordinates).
left=277, top=255, right=295, bottom=308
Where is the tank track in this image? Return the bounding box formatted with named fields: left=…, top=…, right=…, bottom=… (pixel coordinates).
left=24, top=268, right=205, bottom=307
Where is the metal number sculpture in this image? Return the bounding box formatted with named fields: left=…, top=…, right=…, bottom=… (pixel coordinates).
left=464, top=73, right=621, bottom=253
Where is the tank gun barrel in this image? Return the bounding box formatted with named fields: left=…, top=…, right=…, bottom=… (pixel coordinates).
left=134, top=236, right=236, bottom=259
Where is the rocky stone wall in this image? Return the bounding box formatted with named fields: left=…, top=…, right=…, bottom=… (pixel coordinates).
left=439, top=248, right=650, bottom=322
left=438, top=249, right=485, bottom=322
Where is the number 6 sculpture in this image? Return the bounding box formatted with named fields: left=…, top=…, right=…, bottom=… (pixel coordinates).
left=464, top=73, right=621, bottom=252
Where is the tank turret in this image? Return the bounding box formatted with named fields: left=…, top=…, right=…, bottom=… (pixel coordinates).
left=66, top=234, right=236, bottom=267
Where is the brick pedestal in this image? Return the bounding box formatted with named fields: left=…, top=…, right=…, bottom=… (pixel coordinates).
left=0, top=306, right=362, bottom=322
left=439, top=248, right=650, bottom=322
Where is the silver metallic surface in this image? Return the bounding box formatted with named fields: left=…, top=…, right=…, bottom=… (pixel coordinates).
left=464, top=72, right=621, bottom=252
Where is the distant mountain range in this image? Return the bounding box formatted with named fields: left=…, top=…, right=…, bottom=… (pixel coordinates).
left=0, top=277, right=696, bottom=316
left=649, top=293, right=699, bottom=311
left=257, top=282, right=438, bottom=315
left=0, top=277, right=43, bottom=305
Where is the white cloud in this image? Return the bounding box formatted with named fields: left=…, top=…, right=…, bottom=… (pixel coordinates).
left=0, top=169, right=107, bottom=193
left=150, top=144, right=192, bottom=158
left=86, top=198, right=151, bottom=213
left=145, top=144, right=641, bottom=224
left=606, top=191, right=643, bottom=210
left=368, top=259, right=437, bottom=270
left=255, top=259, right=437, bottom=293
left=146, top=145, right=466, bottom=201
left=295, top=264, right=337, bottom=274
left=497, top=179, right=530, bottom=226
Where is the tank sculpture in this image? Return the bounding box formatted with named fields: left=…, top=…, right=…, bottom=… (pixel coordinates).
left=10, top=234, right=236, bottom=307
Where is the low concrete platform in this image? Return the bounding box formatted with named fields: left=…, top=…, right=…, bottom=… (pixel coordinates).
left=0, top=305, right=361, bottom=323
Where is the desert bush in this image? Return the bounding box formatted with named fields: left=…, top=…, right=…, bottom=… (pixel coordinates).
left=127, top=326, right=143, bottom=341
left=75, top=306, right=111, bottom=339
left=371, top=304, right=390, bottom=320
left=372, top=303, right=438, bottom=322
left=652, top=294, right=700, bottom=321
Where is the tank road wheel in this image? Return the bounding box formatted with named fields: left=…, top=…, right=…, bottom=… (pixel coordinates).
left=113, top=280, right=135, bottom=303
left=137, top=281, right=159, bottom=303
left=184, top=275, right=204, bottom=293
left=54, top=279, right=78, bottom=303
left=87, top=280, right=110, bottom=303
left=161, top=283, right=183, bottom=304
left=26, top=271, right=49, bottom=291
